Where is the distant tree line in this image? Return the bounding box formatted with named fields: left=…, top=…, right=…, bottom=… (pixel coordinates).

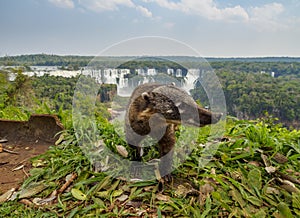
left=191, top=71, right=300, bottom=128
left=1, top=55, right=300, bottom=128
left=1, top=54, right=300, bottom=77
left=211, top=61, right=300, bottom=77
left=0, top=54, right=92, bottom=69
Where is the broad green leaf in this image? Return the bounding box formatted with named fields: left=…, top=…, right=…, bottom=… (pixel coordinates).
left=278, top=202, right=293, bottom=218
left=292, top=192, right=300, bottom=209
left=253, top=209, right=266, bottom=218
left=248, top=168, right=262, bottom=191
left=229, top=187, right=246, bottom=207
left=247, top=196, right=263, bottom=207
left=211, top=191, right=232, bottom=212
left=108, top=180, right=120, bottom=191
left=111, top=190, right=123, bottom=197
left=96, top=190, right=110, bottom=198
left=227, top=152, right=251, bottom=161
left=71, top=188, right=87, bottom=201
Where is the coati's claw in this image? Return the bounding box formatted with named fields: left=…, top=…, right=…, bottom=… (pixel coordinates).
left=162, top=174, right=172, bottom=183
left=158, top=174, right=173, bottom=192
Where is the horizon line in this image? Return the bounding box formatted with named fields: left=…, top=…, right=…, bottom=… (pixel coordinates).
left=1, top=53, right=300, bottom=59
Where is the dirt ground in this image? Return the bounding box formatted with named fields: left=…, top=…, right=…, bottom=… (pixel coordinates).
left=0, top=142, right=51, bottom=193
left=0, top=114, right=63, bottom=194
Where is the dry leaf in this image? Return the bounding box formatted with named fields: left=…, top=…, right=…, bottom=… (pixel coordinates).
left=156, top=193, right=170, bottom=201
left=116, top=194, right=128, bottom=202
left=32, top=195, right=56, bottom=205
left=13, top=182, right=47, bottom=200
left=265, top=166, right=276, bottom=174
left=116, top=145, right=128, bottom=157
left=0, top=188, right=15, bottom=203
left=273, top=153, right=288, bottom=164
left=55, top=134, right=64, bottom=146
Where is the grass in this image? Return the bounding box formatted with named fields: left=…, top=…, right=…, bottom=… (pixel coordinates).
left=0, top=116, right=300, bottom=217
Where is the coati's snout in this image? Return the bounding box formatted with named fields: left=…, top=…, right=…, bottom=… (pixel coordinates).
left=197, top=106, right=223, bottom=127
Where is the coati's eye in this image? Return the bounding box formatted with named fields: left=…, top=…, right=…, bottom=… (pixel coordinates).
left=141, top=92, right=150, bottom=101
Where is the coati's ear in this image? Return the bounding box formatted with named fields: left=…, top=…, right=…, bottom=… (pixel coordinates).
left=141, top=92, right=150, bottom=101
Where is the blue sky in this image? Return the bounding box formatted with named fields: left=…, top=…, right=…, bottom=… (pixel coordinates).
left=0, top=0, right=300, bottom=57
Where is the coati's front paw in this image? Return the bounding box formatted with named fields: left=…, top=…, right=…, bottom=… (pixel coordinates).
left=158, top=174, right=173, bottom=192
left=158, top=173, right=173, bottom=184
left=162, top=174, right=172, bottom=183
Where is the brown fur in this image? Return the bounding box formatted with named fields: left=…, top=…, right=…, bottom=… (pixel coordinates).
left=125, top=83, right=222, bottom=179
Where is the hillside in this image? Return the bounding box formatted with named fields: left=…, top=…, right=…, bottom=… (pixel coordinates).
left=0, top=115, right=300, bottom=217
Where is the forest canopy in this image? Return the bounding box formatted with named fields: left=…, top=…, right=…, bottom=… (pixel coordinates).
left=0, top=54, right=299, bottom=128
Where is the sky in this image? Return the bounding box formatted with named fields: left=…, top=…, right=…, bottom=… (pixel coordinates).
left=0, top=0, right=300, bottom=57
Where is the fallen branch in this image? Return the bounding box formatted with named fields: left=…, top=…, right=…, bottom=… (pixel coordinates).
left=12, top=165, right=25, bottom=171
left=0, top=162, right=9, bottom=166
left=58, top=173, right=77, bottom=194
left=3, top=148, right=19, bottom=154
left=0, top=139, right=8, bottom=143
left=0, top=144, right=19, bottom=154
left=19, top=199, right=33, bottom=206
left=275, top=171, right=300, bottom=186
left=22, top=166, right=29, bottom=178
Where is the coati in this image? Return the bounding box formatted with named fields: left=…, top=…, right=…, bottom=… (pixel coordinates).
left=125, top=83, right=222, bottom=180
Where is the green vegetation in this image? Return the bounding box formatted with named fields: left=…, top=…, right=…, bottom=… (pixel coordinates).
left=0, top=116, right=300, bottom=217
left=31, top=74, right=78, bottom=111
left=0, top=54, right=92, bottom=69
left=192, top=71, right=300, bottom=128
left=0, top=68, right=35, bottom=120
left=211, top=61, right=300, bottom=77
left=0, top=68, right=110, bottom=128
left=2, top=54, right=299, bottom=127
left=0, top=55, right=300, bottom=216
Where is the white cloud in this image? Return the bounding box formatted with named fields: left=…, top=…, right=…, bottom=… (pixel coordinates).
left=48, top=0, right=74, bottom=9
left=136, top=5, right=153, bottom=18
left=78, top=0, right=135, bottom=12
left=47, top=0, right=288, bottom=31
left=148, top=0, right=289, bottom=31
left=250, top=3, right=284, bottom=19
left=78, top=0, right=153, bottom=18
left=150, top=0, right=249, bottom=21
left=248, top=3, right=285, bottom=31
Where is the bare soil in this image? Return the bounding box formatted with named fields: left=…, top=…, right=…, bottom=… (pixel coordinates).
left=0, top=114, right=63, bottom=194
left=0, top=142, right=50, bottom=193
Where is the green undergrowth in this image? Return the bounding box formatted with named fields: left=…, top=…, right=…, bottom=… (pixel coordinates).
left=0, top=102, right=74, bottom=130
left=0, top=117, right=300, bottom=217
